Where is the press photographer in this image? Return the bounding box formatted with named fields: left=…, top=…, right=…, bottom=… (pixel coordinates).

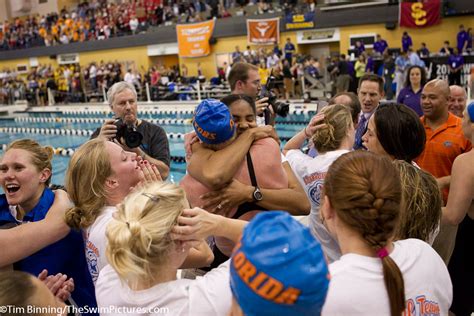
left=260, top=70, right=290, bottom=125
left=228, top=62, right=278, bottom=126
left=90, top=81, right=170, bottom=179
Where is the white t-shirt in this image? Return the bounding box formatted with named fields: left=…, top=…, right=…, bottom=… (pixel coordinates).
left=85, top=206, right=115, bottom=283
left=96, top=261, right=232, bottom=316
left=286, top=149, right=349, bottom=262
left=322, top=239, right=452, bottom=316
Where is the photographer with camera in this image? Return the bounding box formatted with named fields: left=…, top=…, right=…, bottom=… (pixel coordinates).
left=228, top=62, right=289, bottom=126
left=91, top=81, right=170, bottom=179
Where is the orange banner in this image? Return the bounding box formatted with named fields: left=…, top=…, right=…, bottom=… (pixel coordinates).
left=247, top=18, right=280, bottom=45
left=177, top=19, right=216, bottom=58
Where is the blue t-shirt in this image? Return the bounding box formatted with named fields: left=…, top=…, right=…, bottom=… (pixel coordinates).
left=448, top=54, right=464, bottom=69
left=0, top=189, right=97, bottom=312
left=374, top=40, right=388, bottom=54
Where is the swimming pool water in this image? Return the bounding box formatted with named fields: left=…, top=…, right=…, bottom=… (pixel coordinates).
left=0, top=112, right=311, bottom=186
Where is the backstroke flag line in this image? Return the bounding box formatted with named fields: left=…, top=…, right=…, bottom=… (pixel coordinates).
left=177, top=19, right=216, bottom=58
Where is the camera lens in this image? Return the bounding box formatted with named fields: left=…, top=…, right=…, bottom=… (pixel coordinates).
left=125, top=130, right=143, bottom=148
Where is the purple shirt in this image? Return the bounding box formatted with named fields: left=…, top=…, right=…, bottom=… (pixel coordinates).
left=402, top=35, right=412, bottom=52
left=457, top=30, right=468, bottom=51
left=397, top=86, right=423, bottom=116
left=448, top=54, right=464, bottom=69
left=374, top=40, right=388, bottom=54
left=356, top=43, right=365, bottom=55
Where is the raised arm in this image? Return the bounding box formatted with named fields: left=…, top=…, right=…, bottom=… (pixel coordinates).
left=187, top=126, right=278, bottom=189
left=171, top=208, right=247, bottom=244
left=442, top=154, right=474, bottom=225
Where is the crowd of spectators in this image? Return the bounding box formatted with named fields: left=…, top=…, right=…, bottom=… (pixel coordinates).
left=0, top=0, right=310, bottom=51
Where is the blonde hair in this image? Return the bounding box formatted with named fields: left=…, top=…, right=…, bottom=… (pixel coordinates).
left=106, top=182, right=189, bottom=283
left=324, top=151, right=405, bottom=316
left=5, top=139, right=54, bottom=186
left=393, top=161, right=442, bottom=242
left=65, top=139, right=112, bottom=230
left=311, top=104, right=353, bottom=154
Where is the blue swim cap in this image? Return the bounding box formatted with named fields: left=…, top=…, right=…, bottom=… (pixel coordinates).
left=230, top=211, right=329, bottom=316
left=467, top=102, right=474, bottom=123
left=193, top=99, right=236, bottom=145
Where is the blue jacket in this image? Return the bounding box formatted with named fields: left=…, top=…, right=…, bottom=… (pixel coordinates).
left=0, top=189, right=97, bottom=313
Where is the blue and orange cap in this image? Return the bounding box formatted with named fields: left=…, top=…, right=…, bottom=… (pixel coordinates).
left=193, top=99, right=236, bottom=145
left=230, top=211, right=329, bottom=316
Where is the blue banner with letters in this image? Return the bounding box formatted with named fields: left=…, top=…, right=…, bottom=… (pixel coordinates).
left=285, top=12, right=315, bottom=30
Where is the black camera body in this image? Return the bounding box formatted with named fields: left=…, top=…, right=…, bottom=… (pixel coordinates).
left=114, top=118, right=143, bottom=148
left=261, top=71, right=290, bottom=123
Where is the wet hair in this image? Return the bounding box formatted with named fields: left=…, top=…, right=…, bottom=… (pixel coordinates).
left=5, top=139, right=54, bottom=186
left=311, top=104, right=353, bottom=154
left=107, top=81, right=137, bottom=107
left=324, top=151, right=404, bottom=316
left=228, top=63, right=259, bottom=91
left=404, top=65, right=427, bottom=88
left=0, top=271, right=37, bottom=313
left=65, top=139, right=112, bottom=230
left=329, top=92, right=361, bottom=125
left=393, top=160, right=441, bottom=243
left=221, top=94, right=256, bottom=115
left=106, top=182, right=188, bottom=283
left=373, top=103, right=426, bottom=162
left=358, top=74, right=384, bottom=93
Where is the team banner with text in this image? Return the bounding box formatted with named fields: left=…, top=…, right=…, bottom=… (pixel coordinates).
left=399, top=0, right=441, bottom=28
left=176, top=19, right=215, bottom=58
left=285, top=12, right=315, bottom=30
left=247, top=18, right=280, bottom=45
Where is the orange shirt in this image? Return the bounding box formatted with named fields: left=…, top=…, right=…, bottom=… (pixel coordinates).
left=415, top=113, right=472, bottom=201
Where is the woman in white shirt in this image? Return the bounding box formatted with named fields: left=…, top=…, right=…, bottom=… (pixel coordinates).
left=96, top=181, right=246, bottom=316
left=65, top=139, right=211, bottom=283
left=283, top=104, right=355, bottom=262
left=321, top=151, right=452, bottom=316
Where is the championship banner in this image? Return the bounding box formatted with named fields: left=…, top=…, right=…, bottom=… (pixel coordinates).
left=247, top=18, right=280, bottom=45
left=285, top=12, right=315, bottom=30
left=176, top=19, right=215, bottom=58
left=399, top=0, right=441, bottom=28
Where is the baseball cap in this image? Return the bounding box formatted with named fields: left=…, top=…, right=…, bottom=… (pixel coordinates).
left=230, top=211, right=329, bottom=316
left=193, top=99, right=236, bottom=145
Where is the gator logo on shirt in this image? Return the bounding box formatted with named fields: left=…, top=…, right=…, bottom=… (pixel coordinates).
left=86, top=240, right=99, bottom=282
left=404, top=295, right=440, bottom=316
left=443, top=141, right=453, bottom=148
left=308, top=180, right=324, bottom=207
